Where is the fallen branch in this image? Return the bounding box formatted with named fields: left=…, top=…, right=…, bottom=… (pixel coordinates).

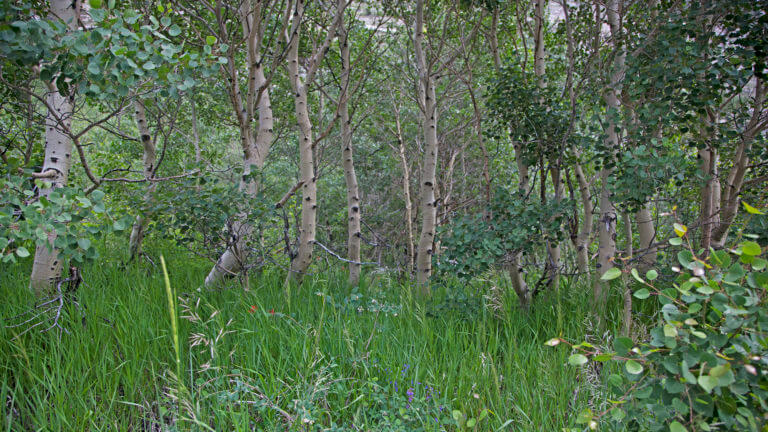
left=313, top=240, right=378, bottom=266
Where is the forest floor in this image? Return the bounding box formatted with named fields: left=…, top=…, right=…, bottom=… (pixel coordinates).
left=0, top=244, right=623, bottom=431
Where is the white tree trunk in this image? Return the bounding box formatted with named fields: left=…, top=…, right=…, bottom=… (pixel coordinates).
left=573, top=162, right=593, bottom=274
left=29, top=0, right=79, bottom=297
left=205, top=1, right=274, bottom=285
left=339, top=24, right=362, bottom=286
left=635, top=204, right=657, bottom=272
left=621, top=212, right=633, bottom=336
left=285, top=2, right=316, bottom=282
left=594, top=0, right=624, bottom=305
left=128, top=99, right=157, bottom=261
left=712, top=78, right=765, bottom=248
left=390, top=100, right=415, bottom=274
left=414, top=0, right=438, bottom=292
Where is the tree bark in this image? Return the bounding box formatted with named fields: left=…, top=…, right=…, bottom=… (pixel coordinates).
left=29, top=0, right=79, bottom=297
left=190, top=95, right=201, bottom=165
left=205, top=0, right=275, bottom=285
left=390, top=98, right=415, bottom=274
left=712, top=78, right=766, bottom=248
left=414, top=0, right=438, bottom=292
left=698, top=143, right=718, bottom=254
left=339, top=22, right=362, bottom=286
left=621, top=212, right=633, bottom=337
left=594, top=0, right=623, bottom=306
left=285, top=0, right=345, bottom=282
left=635, top=204, right=657, bottom=272
left=128, top=99, right=157, bottom=261
left=573, top=162, right=593, bottom=274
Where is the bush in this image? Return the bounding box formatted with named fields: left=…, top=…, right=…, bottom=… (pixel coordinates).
left=554, top=235, right=767, bottom=431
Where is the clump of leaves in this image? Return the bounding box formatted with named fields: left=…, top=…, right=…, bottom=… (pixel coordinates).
left=553, top=232, right=767, bottom=431
left=438, top=186, right=570, bottom=280
left=0, top=167, right=130, bottom=265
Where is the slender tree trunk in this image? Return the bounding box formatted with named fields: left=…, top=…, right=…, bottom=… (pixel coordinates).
left=712, top=78, right=765, bottom=248
left=698, top=144, right=718, bottom=253
left=205, top=1, right=274, bottom=285
left=190, top=95, right=201, bottom=165
left=573, top=162, right=593, bottom=274
left=594, top=0, right=623, bottom=306
left=621, top=212, right=633, bottom=337
left=339, top=23, right=362, bottom=286
left=414, top=0, right=438, bottom=292
left=595, top=170, right=617, bottom=304
left=286, top=6, right=316, bottom=282
left=128, top=99, right=157, bottom=261
left=489, top=7, right=501, bottom=71
left=533, top=0, right=563, bottom=291
left=285, top=0, right=344, bottom=282
left=391, top=102, right=415, bottom=274
left=29, top=0, right=79, bottom=297
left=546, top=165, right=563, bottom=291
left=636, top=204, right=657, bottom=272
left=489, top=0, right=530, bottom=307
left=533, top=0, right=546, bottom=80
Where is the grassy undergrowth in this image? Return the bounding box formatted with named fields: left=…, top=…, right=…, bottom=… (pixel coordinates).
left=0, top=246, right=620, bottom=431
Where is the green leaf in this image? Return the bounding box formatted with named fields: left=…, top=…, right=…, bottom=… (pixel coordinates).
left=669, top=237, right=683, bottom=246
left=91, top=190, right=105, bottom=201
left=466, top=418, right=476, bottom=428
left=625, top=360, right=643, bottom=375
left=77, top=238, right=91, bottom=250
left=168, top=24, right=181, bottom=37
left=143, top=61, right=156, bottom=70
left=575, top=409, right=593, bottom=424
left=15, top=246, right=30, bottom=258
left=664, top=323, right=678, bottom=338
left=741, top=241, right=761, bottom=256
left=89, top=0, right=103, bottom=8
left=451, top=410, right=462, bottom=421
left=634, top=288, right=650, bottom=299
left=646, top=269, right=658, bottom=280
left=601, top=267, right=622, bottom=281
left=698, top=375, right=717, bottom=393
left=206, top=35, right=217, bottom=45
left=709, top=363, right=730, bottom=378
left=742, top=202, right=764, bottom=215
left=87, top=62, right=100, bottom=75
left=594, top=353, right=615, bottom=362
left=568, top=354, right=588, bottom=366
left=752, top=258, right=766, bottom=271
left=614, top=337, right=633, bottom=356
left=631, top=268, right=644, bottom=283
left=674, top=223, right=687, bottom=237
left=670, top=421, right=688, bottom=432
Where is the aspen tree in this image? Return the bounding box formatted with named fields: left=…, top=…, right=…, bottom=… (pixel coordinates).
left=29, top=0, right=81, bottom=296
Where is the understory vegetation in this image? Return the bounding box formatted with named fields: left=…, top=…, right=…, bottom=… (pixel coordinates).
left=1, top=0, right=767, bottom=430
left=1, top=246, right=618, bottom=431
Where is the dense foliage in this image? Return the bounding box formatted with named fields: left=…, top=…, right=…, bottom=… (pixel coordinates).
left=0, top=0, right=766, bottom=430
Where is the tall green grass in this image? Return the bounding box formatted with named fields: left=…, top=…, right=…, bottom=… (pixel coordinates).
left=0, top=246, right=621, bottom=431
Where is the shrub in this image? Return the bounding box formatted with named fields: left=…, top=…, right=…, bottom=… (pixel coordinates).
left=554, top=234, right=767, bottom=431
